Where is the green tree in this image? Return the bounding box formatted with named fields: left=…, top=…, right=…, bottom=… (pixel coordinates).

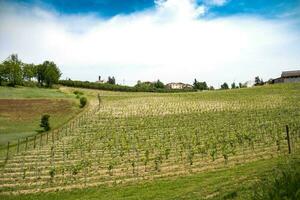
left=254, top=76, right=264, bottom=86
left=221, top=82, right=229, bottom=90
left=40, top=114, right=50, bottom=131
left=231, top=82, right=236, bottom=89
left=193, top=79, right=208, bottom=90
left=239, top=82, right=247, bottom=88
left=0, top=63, right=8, bottom=86
left=23, top=63, right=36, bottom=81
left=36, top=64, right=45, bottom=86
left=107, top=76, right=116, bottom=84
left=43, top=61, right=61, bottom=87
left=2, top=54, right=23, bottom=86
left=154, top=79, right=165, bottom=89
left=80, top=96, right=87, bottom=108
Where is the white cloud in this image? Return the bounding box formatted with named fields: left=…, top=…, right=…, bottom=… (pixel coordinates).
left=0, top=0, right=299, bottom=87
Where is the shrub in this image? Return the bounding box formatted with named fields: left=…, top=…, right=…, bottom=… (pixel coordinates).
left=252, top=157, right=300, bottom=200
left=80, top=96, right=87, bottom=108
left=73, top=90, right=84, bottom=96
left=40, top=114, right=50, bottom=131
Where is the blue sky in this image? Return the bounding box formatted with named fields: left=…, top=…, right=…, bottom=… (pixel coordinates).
left=0, top=0, right=300, bottom=87
left=7, top=0, right=300, bottom=18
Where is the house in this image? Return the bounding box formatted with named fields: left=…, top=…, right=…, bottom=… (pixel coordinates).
left=96, top=76, right=105, bottom=83
left=281, top=70, right=300, bottom=83
left=166, top=82, right=193, bottom=89
left=272, top=70, right=300, bottom=84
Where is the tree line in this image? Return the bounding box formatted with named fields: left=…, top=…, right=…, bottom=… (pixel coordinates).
left=0, top=54, right=61, bottom=87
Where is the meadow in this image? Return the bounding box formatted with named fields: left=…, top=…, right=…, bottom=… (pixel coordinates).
left=0, top=83, right=299, bottom=199
left=0, top=86, right=81, bottom=147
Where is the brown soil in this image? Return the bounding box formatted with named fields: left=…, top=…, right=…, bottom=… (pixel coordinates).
left=0, top=99, right=73, bottom=121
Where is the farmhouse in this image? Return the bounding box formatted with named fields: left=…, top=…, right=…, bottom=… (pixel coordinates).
left=166, top=82, right=193, bottom=89
left=272, top=70, right=300, bottom=84
left=96, top=76, right=105, bottom=83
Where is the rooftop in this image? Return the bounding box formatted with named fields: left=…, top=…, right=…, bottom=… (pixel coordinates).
left=281, top=70, right=300, bottom=78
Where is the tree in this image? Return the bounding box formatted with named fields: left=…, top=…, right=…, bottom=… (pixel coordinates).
left=80, top=96, right=87, bottom=108
left=2, top=54, right=23, bottom=86
left=221, top=82, right=229, bottom=90
left=0, top=63, right=8, bottom=86
left=154, top=79, right=165, bottom=89
left=254, top=76, right=264, bottom=86
left=209, top=86, right=214, bottom=90
left=239, top=82, right=247, bottom=88
left=36, top=64, right=46, bottom=86
left=35, top=61, right=61, bottom=87
left=40, top=114, right=50, bottom=131
left=231, top=82, right=237, bottom=89
left=107, top=76, right=116, bottom=85
left=193, top=79, right=208, bottom=90
left=43, top=61, right=61, bottom=87
left=23, top=63, right=36, bottom=81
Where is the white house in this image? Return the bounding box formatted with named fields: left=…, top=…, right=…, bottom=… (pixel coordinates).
left=166, top=82, right=193, bottom=89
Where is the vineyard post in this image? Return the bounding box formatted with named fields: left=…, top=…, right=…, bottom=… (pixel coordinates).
left=40, top=133, right=42, bottom=148
left=286, top=125, right=291, bottom=154
left=25, top=137, right=28, bottom=151
left=17, top=139, right=20, bottom=154
left=52, top=131, right=54, bottom=143
left=34, top=135, right=36, bottom=149
left=46, top=132, right=49, bottom=144
left=6, top=141, right=10, bottom=161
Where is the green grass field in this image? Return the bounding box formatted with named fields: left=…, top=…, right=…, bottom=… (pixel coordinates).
left=0, top=83, right=299, bottom=199
left=1, top=154, right=298, bottom=200
left=0, top=86, right=81, bottom=146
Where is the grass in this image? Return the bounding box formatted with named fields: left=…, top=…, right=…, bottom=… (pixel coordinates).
left=1, top=154, right=298, bottom=200
left=0, top=86, right=81, bottom=147
left=0, top=83, right=299, bottom=199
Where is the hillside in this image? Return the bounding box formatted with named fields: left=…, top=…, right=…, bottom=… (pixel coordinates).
left=0, top=87, right=81, bottom=147
left=0, top=83, right=299, bottom=199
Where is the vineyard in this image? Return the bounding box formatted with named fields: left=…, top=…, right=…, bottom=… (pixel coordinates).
left=0, top=83, right=300, bottom=196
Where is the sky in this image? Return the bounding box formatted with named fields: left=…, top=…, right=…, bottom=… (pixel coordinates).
left=0, top=0, right=300, bottom=87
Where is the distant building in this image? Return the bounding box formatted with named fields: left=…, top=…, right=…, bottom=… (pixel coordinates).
left=166, top=82, right=193, bottom=89
left=272, top=70, right=300, bottom=84
left=96, top=76, right=105, bottom=83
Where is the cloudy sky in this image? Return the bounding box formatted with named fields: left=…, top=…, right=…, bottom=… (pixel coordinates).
left=0, top=0, right=300, bottom=87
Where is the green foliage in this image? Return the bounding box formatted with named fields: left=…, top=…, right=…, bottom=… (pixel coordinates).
left=41, top=61, right=61, bottom=87
left=254, top=76, right=264, bottom=86
left=74, top=90, right=84, bottom=99
left=2, top=54, right=23, bottom=87
left=193, top=79, right=208, bottom=90
left=252, top=158, right=300, bottom=200
left=239, top=82, right=247, bottom=88
left=60, top=80, right=195, bottom=93
left=154, top=79, right=165, bottom=89
left=0, top=54, right=62, bottom=88
left=221, top=82, right=229, bottom=90
left=231, top=82, right=237, bottom=89
left=107, top=76, right=116, bottom=85
left=80, top=96, right=87, bottom=108
left=23, top=63, right=36, bottom=81
left=49, top=167, right=56, bottom=180
left=73, top=90, right=84, bottom=96
left=40, top=114, right=50, bottom=131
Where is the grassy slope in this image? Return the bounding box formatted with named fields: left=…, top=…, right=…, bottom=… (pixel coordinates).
left=1, top=83, right=299, bottom=199
left=0, top=86, right=80, bottom=146
left=2, top=155, right=298, bottom=200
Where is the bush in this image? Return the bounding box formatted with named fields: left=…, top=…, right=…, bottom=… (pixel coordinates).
left=40, top=114, right=50, bottom=131
left=73, top=90, right=84, bottom=96
left=80, top=96, right=87, bottom=108
left=59, top=80, right=196, bottom=93
left=252, top=157, right=300, bottom=200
